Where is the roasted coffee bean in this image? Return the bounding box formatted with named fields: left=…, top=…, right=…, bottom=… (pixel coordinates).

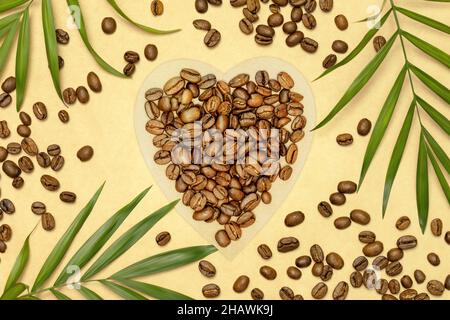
left=286, top=31, right=304, bottom=47
left=58, top=56, right=64, bottom=69
left=193, top=19, right=211, bottom=31
left=427, top=252, right=440, bottom=266
left=310, top=244, right=324, bottom=263
left=19, top=111, right=32, bottom=126
left=397, top=235, right=417, bottom=250
left=124, top=51, right=140, bottom=64
left=239, top=18, right=254, bottom=34
left=150, top=0, right=164, bottom=16
left=63, top=88, right=77, bottom=104
left=102, top=17, right=117, bottom=34
left=77, top=146, right=94, bottom=162
left=0, top=120, right=10, bottom=138
left=445, top=275, right=450, bottom=290
left=311, top=282, right=328, bottom=299
left=204, top=29, right=221, bottom=47
left=76, top=86, right=90, bottom=103
left=376, top=279, right=389, bottom=295
left=336, top=133, right=353, bottom=146
left=332, top=40, right=348, bottom=53
left=225, top=222, right=242, bottom=240
left=415, top=293, right=430, bottom=300
left=279, top=286, right=294, bottom=300
left=318, top=201, right=333, bottom=217
left=326, top=252, right=344, bottom=270
left=401, top=275, right=413, bottom=289
left=56, top=29, right=70, bottom=44
left=302, top=13, right=316, bottom=29
left=320, top=265, right=333, bottom=281
left=329, top=192, right=346, bottom=205
left=3, top=161, right=21, bottom=178
left=37, top=152, right=51, bottom=168
left=31, top=202, right=46, bottom=215
left=202, top=284, right=220, bottom=298
left=388, top=279, right=401, bottom=294
left=414, top=269, right=426, bottom=284
left=2, top=76, right=16, bottom=93
left=33, top=102, right=47, bottom=120
left=12, top=176, right=24, bottom=189
left=195, top=0, right=208, bottom=13
left=296, top=255, right=312, bottom=268
left=291, top=7, right=303, bottom=22
left=284, top=211, right=305, bottom=227
left=430, top=218, right=443, bottom=236
left=233, top=275, right=250, bottom=293
left=399, top=289, right=417, bottom=300
left=17, top=124, right=31, bottom=138
left=396, top=216, right=411, bottom=230
left=257, top=244, right=272, bottom=259
left=0, top=146, right=7, bottom=162
left=333, top=281, right=349, bottom=300
left=386, top=261, right=403, bottom=277
left=87, top=72, right=102, bottom=93
left=350, top=209, right=371, bottom=225
left=47, top=144, right=61, bottom=156
left=256, top=24, right=275, bottom=38
left=334, top=217, right=351, bottom=230
left=334, top=14, right=348, bottom=30
left=41, top=212, right=55, bottom=231
left=312, top=263, right=324, bottom=276
left=123, top=63, right=136, bottom=77
left=387, top=248, right=404, bottom=262
left=60, top=191, right=77, bottom=203
left=0, top=199, right=15, bottom=214
left=277, top=237, right=299, bottom=253
left=51, top=155, right=65, bottom=171
left=0, top=240, right=6, bottom=253
left=268, top=13, right=284, bottom=27
left=427, top=280, right=445, bottom=296
left=373, top=256, right=389, bottom=270
left=287, top=266, right=302, bottom=280
left=382, top=294, right=398, bottom=300
left=255, top=33, right=273, bottom=45
left=319, top=0, right=333, bottom=12
left=338, top=181, right=357, bottom=194
left=40, top=175, right=60, bottom=191
left=0, top=93, right=12, bottom=108
left=445, top=231, right=450, bottom=244
left=282, top=21, right=297, bottom=34
left=322, top=54, right=337, bottom=68
left=215, top=230, right=230, bottom=247
left=7, top=142, right=21, bottom=155
left=373, top=35, right=386, bottom=52
left=18, top=156, right=34, bottom=173
left=0, top=224, right=12, bottom=241
left=363, top=241, right=384, bottom=257
left=260, top=265, right=277, bottom=280
left=155, top=231, right=171, bottom=246
left=350, top=271, right=363, bottom=288
left=144, top=44, right=158, bottom=61
left=251, top=288, right=264, bottom=300
left=199, top=260, right=216, bottom=278
left=357, top=118, right=372, bottom=136
left=353, top=256, right=369, bottom=271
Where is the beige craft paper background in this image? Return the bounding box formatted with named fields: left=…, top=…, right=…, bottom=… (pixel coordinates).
left=0, top=0, right=448, bottom=300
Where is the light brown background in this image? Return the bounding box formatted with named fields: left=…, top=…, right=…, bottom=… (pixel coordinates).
left=0, top=0, right=449, bottom=300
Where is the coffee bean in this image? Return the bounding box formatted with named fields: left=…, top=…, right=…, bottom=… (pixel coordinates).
left=322, top=54, right=337, bottom=68
left=334, top=216, right=351, bottom=229
left=255, top=33, right=273, bottom=45
left=204, top=29, right=221, bottom=48
left=358, top=231, right=375, bottom=244
left=311, top=282, right=328, bottom=299
left=318, top=201, right=333, bottom=217
left=0, top=199, right=15, bottom=214
left=333, top=281, right=349, bottom=300
left=291, top=7, right=303, bottom=22
left=202, top=283, right=220, bottom=298
left=60, top=191, right=77, bottom=203
left=19, top=111, right=32, bottom=126
left=260, top=265, right=277, bottom=280
left=296, top=255, right=312, bottom=268
left=18, top=156, right=34, bottom=173
left=102, top=17, right=117, bottom=34
left=268, top=13, right=284, bottom=27
left=284, top=211, right=305, bottom=227
left=427, top=280, right=445, bottom=296
left=0, top=93, right=12, bottom=108
left=337, top=181, right=357, bottom=194
left=0, top=224, right=12, bottom=241
left=282, top=21, right=297, bottom=34
left=386, top=261, right=403, bottom=277
left=63, top=88, right=77, bottom=104
left=350, top=209, right=371, bottom=225
left=40, top=175, right=60, bottom=191
left=427, top=252, right=440, bottom=266
left=401, top=275, right=413, bottom=289
left=17, top=124, right=31, bottom=138
left=87, top=72, right=102, bottom=93
left=329, top=192, right=346, bottom=205
left=0, top=240, right=6, bottom=253
left=387, top=248, right=403, bottom=262
left=3, top=161, right=21, bottom=178
left=7, top=142, right=21, bottom=155
left=58, top=56, right=64, bottom=69
left=279, top=286, right=294, bottom=300
left=37, top=152, right=51, bottom=168
left=155, top=231, right=171, bottom=246
left=445, top=231, right=450, bottom=244
left=56, top=29, right=70, bottom=44
left=319, top=0, right=333, bottom=12
left=150, top=0, right=164, bottom=16
left=239, top=18, right=254, bottom=34
left=302, top=13, right=316, bottom=29
left=193, top=19, right=211, bottom=31
left=0, top=147, right=7, bottom=162
left=445, top=275, right=450, bottom=290
left=310, top=244, right=324, bottom=263
left=123, top=63, right=136, bottom=77
left=336, top=133, right=353, bottom=146
left=33, top=102, right=48, bottom=120
left=373, top=36, right=386, bottom=52
left=51, top=155, right=65, bottom=171
left=287, top=266, right=302, bottom=280
left=251, top=288, right=264, bottom=300
left=363, top=241, right=384, bottom=257
left=233, top=275, right=250, bottom=293
left=373, top=256, right=389, bottom=270
left=286, top=31, right=304, bottom=47
left=256, top=24, right=275, bottom=37
left=76, top=86, right=90, bottom=103
left=42, top=213, right=55, bottom=231
left=124, top=51, right=140, bottom=64
left=353, top=256, right=368, bottom=271
left=430, top=218, right=443, bottom=236
left=398, top=288, right=417, bottom=300
left=0, top=120, right=10, bottom=138
left=225, top=222, right=242, bottom=240
left=382, top=294, right=398, bottom=300
left=326, top=252, right=344, bottom=269
left=332, top=40, right=348, bottom=53
left=397, top=235, right=417, bottom=250
left=357, top=118, right=372, bottom=136
left=414, top=293, right=430, bottom=300
left=195, top=0, right=208, bottom=13
left=334, top=14, right=348, bottom=30
left=388, top=279, right=401, bottom=294
left=350, top=271, right=363, bottom=288
left=12, top=176, right=24, bottom=189
left=1, top=76, right=16, bottom=93
left=215, top=230, right=230, bottom=247
left=395, top=216, right=411, bottom=230
left=277, top=236, right=299, bottom=253
left=143, top=44, right=158, bottom=62
left=47, top=144, right=61, bottom=157
left=257, top=244, right=272, bottom=259
left=198, top=260, right=216, bottom=278
left=77, top=146, right=94, bottom=162
left=414, top=269, right=426, bottom=284
left=31, top=202, right=46, bottom=215
left=375, top=279, right=389, bottom=295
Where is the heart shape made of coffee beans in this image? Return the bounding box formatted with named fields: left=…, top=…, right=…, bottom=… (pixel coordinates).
left=134, top=57, right=316, bottom=258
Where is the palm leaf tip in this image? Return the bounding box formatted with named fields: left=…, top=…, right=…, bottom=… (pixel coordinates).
left=417, top=132, right=429, bottom=234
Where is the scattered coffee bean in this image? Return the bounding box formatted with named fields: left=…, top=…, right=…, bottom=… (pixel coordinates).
left=287, top=266, right=302, bottom=280
left=87, top=72, right=102, bottom=93
left=329, top=192, right=346, bottom=206
left=47, top=144, right=61, bottom=156
left=123, top=63, right=136, bottom=77
left=40, top=175, right=60, bottom=191
left=446, top=231, right=450, bottom=244
left=0, top=120, right=10, bottom=138
left=430, top=218, right=443, bottom=236
left=0, top=93, right=12, bottom=108
left=350, top=271, right=363, bottom=288
left=414, top=269, right=426, bottom=284
left=7, top=142, right=21, bottom=155
left=155, top=231, right=171, bottom=246
left=12, top=176, right=24, bottom=189
left=334, top=216, right=351, bottom=230
left=322, top=54, right=337, bottom=69
left=310, top=244, right=324, bottom=263
left=3, top=161, right=21, bottom=178
left=319, top=0, right=333, bottom=12
left=251, top=288, right=264, bottom=300
left=195, top=0, right=208, bottom=13
left=202, top=283, right=220, bottom=298
left=102, top=17, right=117, bottom=34
left=282, top=21, right=297, bottom=34
left=353, top=256, right=369, bottom=271
left=150, top=0, right=164, bottom=16
left=332, top=40, right=348, bottom=53
left=302, top=13, right=316, bottom=29
left=326, top=252, right=344, bottom=269
left=17, top=124, right=31, bottom=138
left=76, top=86, right=90, bottom=103
left=301, top=37, right=318, bottom=52
left=415, top=293, right=430, bottom=300
left=296, top=255, right=312, bottom=268
left=373, top=36, right=386, bottom=52
left=198, top=260, right=216, bottom=278
left=215, top=230, right=230, bottom=247
left=320, top=265, right=333, bottom=281
left=0, top=224, right=12, bottom=241
left=373, top=256, right=389, bottom=270
left=60, top=191, right=77, bottom=203
left=387, top=248, right=403, bottom=262
left=31, top=202, right=46, bottom=215
left=427, top=280, right=445, bottom=296
left=311, top=282, right=328, bottom=299
left=204, top=29, right=221, bottom=47
left=396, top=216, right=411, bottom=230
left=144, top=44, right=158, bottom=62
left=277, top=236, right=299, bottom=253
left=357, top=118, right=372, bottom=136
left=257, top=244, right=272, bottom=259
left=0, top=240, right=6, bottom=253
left=1, top=76, right=16, bottom=93
left=279, top=286, right=294, bottom=300
left=18, top=156, right=34, bottom=173
left=286, top=31, right=304, bottom=47
left=0, top=199, right=15, bottom=214
left=193, top=19, right=211, bottom=31
left=63, top=88, right=77, bottom=105
left=333, top=281, right=349, bottom=300
left=77, top=146, right=94, bottom=162
left=37, top=152, right=51, bottom=168
left=19, top=111, right=32, bottom=126
left=363, top=241, right=384, bottom=257
left=386, top=261, right=403, bottom=277
left=33, top=102, right=48, bottom=120
left=284, top=211, right=305, bottom=227
left=350, top=209, right=371, bottom=225
left=233, top=275, right=250, bottom=293
left=55, top=29, right=70, bottom=44
left=445, top=275, right=450, bottom=290
left=388, top=279, right=401, bottom=294
left=334, top=14, right=348, bottom=30
left=338, top=181, right=357, bottom=194
left=58, top=56, right=64, bottom=69
left=51, top=155, right=65, bottom=171
left=427, top=252, right=440, bottom=266
left=41, top=212, right=55, bottom=231
left=318, top=201, right=333, bottom=217
left=401, top=275, right=413, bottom=289
left=397, top=235, right=417, bottom=250
left=0, top=147, right=7, bottom=162
left=336, top=133, right=353, bottom=146
left=260, top=265, right=277, bottom=280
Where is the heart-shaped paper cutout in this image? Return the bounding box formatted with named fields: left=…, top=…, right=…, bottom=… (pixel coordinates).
left=134, top=57, right=316, bottom=258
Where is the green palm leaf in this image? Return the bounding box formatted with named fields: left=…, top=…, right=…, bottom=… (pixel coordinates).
left=79, top=286, right=103, bottom=300
left=50, top=289, right=71, bottom=300
left=359, top=65, right=407, bottom=188
left=15, top=7, right=30, bottom=110
left=382, top=100, right=416, bottom=215
left=0, top=0, right=29, bottom=13
left=417, top=97, right=450, bottom=135
left=402, top=31, right=450, bottom=68
left=81, top=200, right=179, bottom=281
left=316, top=9, right=392, bottom=80
left=100, top=280, right=147, bottom=300
left=0, top=11, right=20, bottom=30
left=417, top=132, right=429, bottom=233
left=395, top=6, right=450, bottom=34
left=32, top=183, right=105, bottom=292
left=3, top=234, right=30, bottom=292
left=118, top=279, right=193, bottom=300
left=54, top=187, right=152, bottom=286
left=0, top=18, right=19, bottom=78
left=314, top=32, right=398, bottom=130
left=111, top=245, right=217, bottom=279
left=426, top=144, right=450, bottom=203
left=0, top=283, right=27, bottom=300
left=422, top=128, right=450, bottom=175
left=410, top=65, right=450, bottom=104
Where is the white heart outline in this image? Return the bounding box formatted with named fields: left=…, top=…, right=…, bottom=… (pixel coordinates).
left=134, top=57, right=316, bottom=259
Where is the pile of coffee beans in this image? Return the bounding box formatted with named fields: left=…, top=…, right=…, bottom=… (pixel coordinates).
left=144, top=68, right=308, bottom=247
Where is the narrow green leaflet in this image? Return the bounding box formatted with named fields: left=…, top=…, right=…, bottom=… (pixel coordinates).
left=417, top=132, right=429, bottom=233
left=4, top=234, right=30, bottom=292
left=410, top=65, right=450, bottom=104
left=42, top=0, right=63, bottom=101
left=81, top=200, right=179, bottom=281
left=106, top=0, right=180, bottom=34
left=395, top=6, right=450, bottom=34
left=359, top=66, right=407, bottom=188
left=32, top=183, right=105, bottom=292
left=100, top=280, right=147, bottom=300
left=0, top=283, right=27, bottom=300
left=0, top=18, right=19, bottom=78
left=79, top=286, right=103, bottom=300
left=17, top=295, right=40, bottom=300
left=66, top=0, right=125, bottom=77
left=427, top=144, right=450, bottom=203
left=50, top=289, right=71, bottom=300
left=118, top=279, right=193, bottom=300
left=15, top=7, right=30, bottom=111
left=111, top=245, right=217, bottom=279
left=0, top=0, right=29, bottom=13
left=402, top=31, right=450, bottom=68
left=0, top=11, right=21, bottom=30
left=315, top=9, right=392, bottom=80
left=54, top=187, right=151, bottom=286
left=314, top=32, right=398, bottom=130
left=382, top=100, right=416, bottom=215
left=417, top=97, right=450, bottom=135
left=422, top=128, right=450, bottom=175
